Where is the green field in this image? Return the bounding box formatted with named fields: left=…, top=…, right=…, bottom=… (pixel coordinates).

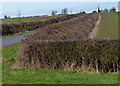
left=1, top=12, right=119, bottom=84
left=2, top=44, right=119, bottom=84
left=96, top=12, right=118, bottom=39
left=1, top=16, right=55, bottom=24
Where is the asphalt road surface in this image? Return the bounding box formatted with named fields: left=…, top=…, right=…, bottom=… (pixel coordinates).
left=1, top=32, right=35, bottom=48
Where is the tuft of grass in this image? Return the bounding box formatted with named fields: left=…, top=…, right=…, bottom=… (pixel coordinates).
left=2, top=44, right=119, bottom=84
left=96, top=12, right=118, bottom=39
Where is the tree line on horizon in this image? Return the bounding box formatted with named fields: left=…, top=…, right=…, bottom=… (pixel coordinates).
left=98, top=7, right=117, bottom=13
left=51, top=8, right=69, bottom=16
left=3, top=8, right=85, bottom=19
left=4, top=7, right=117, bottom=19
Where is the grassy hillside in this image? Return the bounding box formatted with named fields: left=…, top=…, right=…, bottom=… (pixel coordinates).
left=2, top=44, right=118, bottom=84
left=96, top=12, right=118, bottom=39
left=1, top=12, right=119, bottom=84
left=1, top=16, right=55, bottom=24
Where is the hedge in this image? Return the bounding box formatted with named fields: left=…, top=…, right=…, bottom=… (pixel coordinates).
left=16, top=39, right=119, bottom=73
left=1, top=12, right=86, bottom=36
left=16, top=12, right=119, bottom=73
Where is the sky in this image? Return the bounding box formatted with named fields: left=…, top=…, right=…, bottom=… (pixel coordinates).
left=0, top=0, right=120, bottom=2
left=0, top=0, right=119, bottom=18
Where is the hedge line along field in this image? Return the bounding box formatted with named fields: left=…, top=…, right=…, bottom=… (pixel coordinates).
left=17, top=39, right=119, bottom=73
left=16, top=12, right=119, bottom=73
left=19, top=12, right=99, bottom=42
left=2, top=44, right=118, bottom=84
left=96, top=12, right=118, bottom=39
left=1, top=16, right=55, bottom=24
left=1, top=12, right=86, bottom=36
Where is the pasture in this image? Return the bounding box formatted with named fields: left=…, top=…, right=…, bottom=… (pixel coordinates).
left=96, top=12, right=118, bottom=39
left=1, top=16, right=55, bottom=24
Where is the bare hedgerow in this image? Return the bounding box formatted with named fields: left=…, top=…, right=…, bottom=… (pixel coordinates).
left=2, top=12, right=86, bottom=36
left=16, top=12, right=119, bottom=73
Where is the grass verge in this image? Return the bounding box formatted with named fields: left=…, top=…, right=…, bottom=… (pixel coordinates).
left=2, top=44, right=119, bottom=84
left=96, top=12, right=118, bottom=39
left=2, top=65, right=118, bottom=84
left=1, top=30, right=36, bottom=39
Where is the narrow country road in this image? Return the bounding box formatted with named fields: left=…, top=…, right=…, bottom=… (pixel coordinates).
left=1, top=16, right=85, bottom=48
left=1, top=32, right=35, bottom=48
left=1, top=14, right=100, bottom=48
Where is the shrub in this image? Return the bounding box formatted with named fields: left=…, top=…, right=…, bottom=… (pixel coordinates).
left=17, top=39, right=119, bottom=73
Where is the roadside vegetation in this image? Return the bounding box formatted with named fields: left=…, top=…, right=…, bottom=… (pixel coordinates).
left=2, top=44, right=118, bottom=84
left=96, top=12, right=118, bottom=39
left=0, top=30, right=36, bottom=39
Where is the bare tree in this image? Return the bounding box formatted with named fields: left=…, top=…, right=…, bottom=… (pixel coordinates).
left=51, top=10, right=57, bottom=16
left=61, top=8, right=68, bottom=15
left=17, top=9, right=21, bottom=22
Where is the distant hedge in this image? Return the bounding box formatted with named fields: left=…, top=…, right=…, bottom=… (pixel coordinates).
left=17, top=39, right=119, bottom=73
left=22, top=12, right=99, bottom=42
left=1, top=12, right=86, bottom=36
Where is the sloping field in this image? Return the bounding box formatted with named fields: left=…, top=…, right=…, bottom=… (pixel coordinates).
left=96, top=12, right=118, bottom=39
left=22, top=12, right=99, bottom=42
left=1, top=12, right=86, bottom=36
left=1, top=16, right=55, bottom=24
